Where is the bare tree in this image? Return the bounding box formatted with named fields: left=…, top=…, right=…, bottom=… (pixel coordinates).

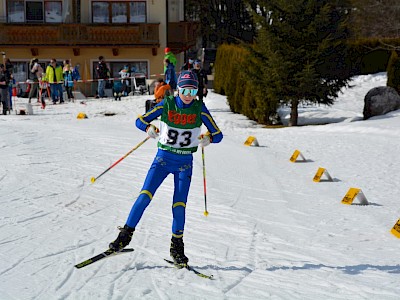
left=351, top=0, right=400, bottom=38
left=185, top=0, right=256, bottom=47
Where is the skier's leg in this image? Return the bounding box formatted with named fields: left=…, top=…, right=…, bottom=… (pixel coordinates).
left=171, top=164, right=192, bottom=238
left=125, top=159, right=169, bottom=228
left=110, top=159, right=169, bottom=251
left=169, top=165, right=192, bottom=264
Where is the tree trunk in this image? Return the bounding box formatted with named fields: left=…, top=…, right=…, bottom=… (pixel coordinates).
left=289, top=99, right=299, bottom=126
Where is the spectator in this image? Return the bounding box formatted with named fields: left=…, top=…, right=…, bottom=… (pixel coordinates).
left=4, top=57, right=14, bottom=110
left=0, top=63, right=11, bottom=115
left=192, top=60, right=208, bottom=101
left=95, top=56, right=110, bottom=98
left=154, top=78, right=171, bottom=103
left=28, top=58, right=43, bottom=104
left=63, top=61, right=77, bottom=102
left=164, top=58, right=177, bottom=90
left=181, top=58, right=194, bottom=71
left=119, top=65, right=130, bottom=96
left=38, top=72, right=50, bottom=108
left=63, top=59, right=70, bottom=72
left=164, top=47, right=177, bottom=73
left=72, top=63, right=81, bottom=81
left=145, top=78, right=171, bottom=112
left=44, top=58, right=64, bottom=104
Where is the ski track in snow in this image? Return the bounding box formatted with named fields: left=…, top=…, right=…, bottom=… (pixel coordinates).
left=1, top=73, right=400, bottom=300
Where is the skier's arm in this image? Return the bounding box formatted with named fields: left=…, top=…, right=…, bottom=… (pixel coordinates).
left=135, top=101, right=164, bottom=132
left=200, top=104, right=223, bottom=143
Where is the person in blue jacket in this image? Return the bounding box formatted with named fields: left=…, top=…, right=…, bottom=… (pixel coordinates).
left=164, top=58, right=177, bottom=90
left=109, top=70, right=223, bottom=266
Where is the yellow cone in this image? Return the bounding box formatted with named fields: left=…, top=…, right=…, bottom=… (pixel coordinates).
left=77, top=112, right=88, bottom=119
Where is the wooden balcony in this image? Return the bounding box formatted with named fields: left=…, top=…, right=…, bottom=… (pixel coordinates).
left=167, top=21, right=200, bottom=53
left=0, top=23, right=160, bottom=47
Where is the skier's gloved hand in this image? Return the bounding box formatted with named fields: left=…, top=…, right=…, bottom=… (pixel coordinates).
left=198, top=132, right=212, bottom=147
left=146, top=124, right=159, bottom=139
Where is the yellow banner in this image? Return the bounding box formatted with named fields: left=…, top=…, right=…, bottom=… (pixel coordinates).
left=341, top=188, right=360, bottom=205
left=391, top=219, right=400, bottom=238
left=313, top=167, right=325, bottom=182
left=244, top=136, right=259, bottom=146
left=290, top=150, right=300, bottom=162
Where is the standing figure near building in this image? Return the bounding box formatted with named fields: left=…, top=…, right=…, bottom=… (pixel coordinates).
left=3, top=54, right=14, bottom=110
left=38, top=72, right=50, bottom=108
left=109, top=70, right=223, bottom=267
left=164, top=47, right=177, bottom=73
left=28, top=58, right=43, bottom=104
left=63, top=61, right=76, bottom=102
left=192, top=60, right=208, bottom=101
left=119, top=65, right=130, bottom=96
left=164, top=58, right=177, bottom=91
left=0, top=63, right=11, bottom=115
left=96, top=56, right=110, bottom=98
left=44, top=59, right=64, bottom=104
left=181, top=58, right=194, bottom=71
left=72, top=64, right=81, bottom=82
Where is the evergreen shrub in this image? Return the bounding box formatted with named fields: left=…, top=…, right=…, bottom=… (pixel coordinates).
left=214, top=44, right=278, bottom=124
left=386, top=50, right=400, bottom=94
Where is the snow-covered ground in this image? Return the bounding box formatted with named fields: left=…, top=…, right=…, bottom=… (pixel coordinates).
left=1, top=72, right=399, bottom=299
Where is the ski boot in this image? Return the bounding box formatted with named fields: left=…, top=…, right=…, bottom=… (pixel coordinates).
left=170, top=236, right=189, bottom=266
left=109, top=224, right=135, bottom=251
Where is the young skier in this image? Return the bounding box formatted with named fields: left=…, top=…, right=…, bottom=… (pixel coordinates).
left=109, top=70, right=223, bottom=266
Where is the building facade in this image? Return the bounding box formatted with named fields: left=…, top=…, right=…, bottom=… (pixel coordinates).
left=0, top=0, right=199, bottom=96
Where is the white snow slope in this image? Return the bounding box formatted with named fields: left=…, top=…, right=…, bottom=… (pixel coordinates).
left=0, top=72, right=399, bottom=300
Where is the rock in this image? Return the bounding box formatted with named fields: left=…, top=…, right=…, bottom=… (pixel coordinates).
left=363, top=86, right=400, bottom=119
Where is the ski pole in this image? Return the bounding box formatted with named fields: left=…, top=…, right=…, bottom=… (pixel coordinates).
left=91, top=136, right=150, bottom=183
left=201, top=146, right=209, bottom=216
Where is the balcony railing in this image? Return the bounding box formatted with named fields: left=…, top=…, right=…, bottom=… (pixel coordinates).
left=0, top=23, right=160, bottom=47
left=168, top=21, right=200, bottom=52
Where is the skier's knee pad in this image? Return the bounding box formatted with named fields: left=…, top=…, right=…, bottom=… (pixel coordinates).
left=172, top=202, right=186, bottom=219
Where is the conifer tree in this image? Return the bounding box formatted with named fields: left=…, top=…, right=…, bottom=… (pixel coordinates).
left=246, top=0, right=353, bottom=126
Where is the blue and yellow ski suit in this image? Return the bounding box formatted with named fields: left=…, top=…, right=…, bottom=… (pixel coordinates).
left=126, top=95, right=223, bottom=238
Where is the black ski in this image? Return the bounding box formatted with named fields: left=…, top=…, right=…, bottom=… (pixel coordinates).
left=75, top=248, right=134, bottom=269
left=164, top=259, right=214, bottom=279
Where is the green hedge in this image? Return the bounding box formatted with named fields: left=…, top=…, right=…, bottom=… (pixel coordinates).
left=387, top=50, right=400, bottom=94
left=214, top=44, right=277, bottom=124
